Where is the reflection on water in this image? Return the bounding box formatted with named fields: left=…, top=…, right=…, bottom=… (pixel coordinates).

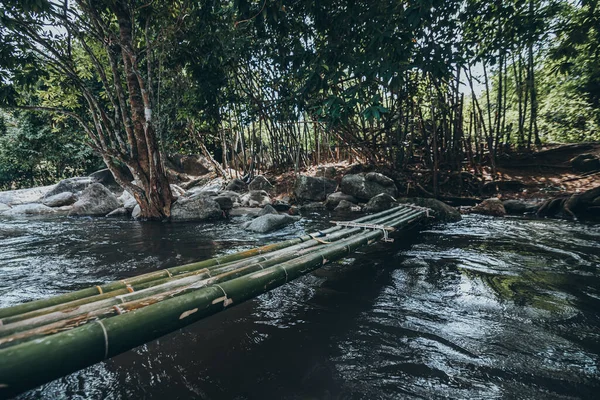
left=0, top=213, right=599, bottom=399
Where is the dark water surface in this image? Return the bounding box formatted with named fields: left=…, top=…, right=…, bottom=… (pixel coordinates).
left=0, top=213, right=599, bottom=399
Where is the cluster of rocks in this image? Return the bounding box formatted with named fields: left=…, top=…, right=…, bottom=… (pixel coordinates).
left=293, top=172, right=461, bottom=222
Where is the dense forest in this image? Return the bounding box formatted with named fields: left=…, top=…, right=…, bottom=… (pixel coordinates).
left=0, top=0, right=598, bottom=218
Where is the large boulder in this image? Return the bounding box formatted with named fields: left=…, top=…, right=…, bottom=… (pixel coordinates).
left=225, top=178, right=247, bottom=193
left=68, top=183, right=121, bottom=216
left=502, top=199, right=539, bottom=215
left=571, top=154, right=600, bottom=172
left=364, top=193, right=398, bottom=213
left=396, top=197, right=462, bottom=222
left=2, top=203, right=56, bottom=216
left=294, top=175, right=337, bottom=202
left=213, top=195, right=234, bottom=211
left=316, top=166, right=336, bottom=179
left=0, top=185, right=55, bottom=206
left=341, top=173, right=397, bottom=202
left=45, top=177, right=93, bottom=198
left=324, top=192, right=358, bottom=210
left=240, top=190, right=271, bottom=207
left=248, top=175, right=274, bottom=192
left=42, top=192, right=77, bottom=208
left=243, top=214, right=300, bottom=233
left=257, top=204, right=279, bottom=216
left=471, top=198, right=506, bottom=217
left=170, top=193, right=222, bottom=221
left=167, top=154, right=213, bottom=176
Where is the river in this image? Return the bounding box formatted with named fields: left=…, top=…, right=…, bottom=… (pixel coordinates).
left=0, top=213, right=599, bottom=399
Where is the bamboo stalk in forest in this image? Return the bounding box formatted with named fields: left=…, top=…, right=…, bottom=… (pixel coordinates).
left=0, top=208, right=420, bottom=337
left=0, top=208, right=426, bottom=397
left=0, top=206, right=411, bottom=321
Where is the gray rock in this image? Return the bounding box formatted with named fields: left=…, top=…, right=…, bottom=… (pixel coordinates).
left=364, top=193, right=398, bottom=213
left=248, top=175, right=274, bottom=191
left=45, top=177, right=93, bottom=198
left=0, top=185, right=55, bottom=206
left=503, top=199, right=538, bottom=214
left=118, top=191, right=138, bottom=212
left=106, top=207, right=129, bottom=218
left=271, top=200, right=291, bottom=212
left=396, top=197, right=462, bottom=222
left=472, top=198, right=506, bottom=217
left=0, top=203, right=11, bottom=211
left=131, top=205, right=142, bottom=219
left=243, top=214, right=300, bottom=233
left=214, top=196, right=234, bottom=211
left=170, top=193, right=223, bottom=221
left=334, top=199, right=361, bottom=212
left=365, top=172, right=395, bottom=187
left=294, top=175, right=337, bottom=202
left=187, top=178, right=225, bottom=194
left=2, top=203, right=56, bottom=216
left=258, top=204, right=279, bottom=216
left=217, top=190, right=242, bottom=203
left=68, top=183, right=121, bottom=216
left=240, top=190, right=271, bottom=207
left=325, top=192, right=358, bottom=210
left=341, top=174, right=397, bottom=202
left=225, top=178, right=247, bottom=192
left=167, top=154, right=213, bottom=176
left=43, top=192, right=77, bottom=207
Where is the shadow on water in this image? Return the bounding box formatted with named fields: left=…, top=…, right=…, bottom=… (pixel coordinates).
left=1, top=213, right=599, bottom=399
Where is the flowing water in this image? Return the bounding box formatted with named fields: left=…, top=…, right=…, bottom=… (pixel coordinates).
left=0, top=213, right=599, bottom=399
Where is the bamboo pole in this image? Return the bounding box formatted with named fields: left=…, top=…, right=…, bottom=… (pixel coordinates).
left=0, top=209, right=426, bottom=397
left=0, top=208, right=420, bottom=337
left=0, top=206, right=410, bottom=321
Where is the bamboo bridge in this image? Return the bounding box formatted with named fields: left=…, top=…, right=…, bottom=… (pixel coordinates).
left=0, top=204, right=429, bottom=397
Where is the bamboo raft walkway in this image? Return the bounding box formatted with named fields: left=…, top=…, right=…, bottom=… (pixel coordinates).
left=0, top=204, right=430, bottom=397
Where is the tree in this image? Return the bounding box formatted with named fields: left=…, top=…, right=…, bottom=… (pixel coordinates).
left=0, top=0, right=193, bottom=219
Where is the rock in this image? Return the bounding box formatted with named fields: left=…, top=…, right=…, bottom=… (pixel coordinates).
left=396, top=197, right=462, bottom=222
left=240, top=190, right=271, bottom=207
left=68, top=183, right=121, bottom=216
left=471, top=198, right=506, bottom=217
left=363, top=193, right=398, bottom=213
left=170, top=193, right=223, bottom=221
left=118, top=191, right=138, bottom=212
left=324, top=192, right=358, bottom=210
left=243, top=214, right=300, bottom=233
left=258, top=204, right=279, bottom=216
left=316, top=166, right=336, bottom=179
left=0, top=185, right=55, bottom=206
left=502, top=199, right=538, bottom=214
left=131, top=205, right=142, bottom=219
left=187, top=178, right=225, bottom=194
left=571, top=154, right=600, bottom=172
left=334, top=200, right=361, bottom=212
left=271, top=200, right=291, bottom=212
left=225, top=178, right=247, bottom=192
left=2, top=203, right=56, bottom=216
left=45, top=177, right=93, bottom=198
left=42, top=192, right=77, bottom=207
left=248, top=175, right=274, bottom=192
left=300, top=202, right=326, bottom=211
left=341, top=174, right=397, bottom=202
left=213, top=196, right=234, bottom=211
left=170, top=184, right=186, bottom=199
left=365, top=172, right=395, bottom=187
left=294, top=175, right=337, bottom=202
left=167, top=154, right=213, bottom=176
left=0, top=203, right=10, bottom=211
left=106, top=207, right=129, bottom=218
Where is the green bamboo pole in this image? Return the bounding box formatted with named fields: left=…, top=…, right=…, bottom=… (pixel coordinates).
left=0, top=208, right=426, bottom=397
left=0, top=206, right=409, bottom=321
left=0, top=208, right=421, bottom=338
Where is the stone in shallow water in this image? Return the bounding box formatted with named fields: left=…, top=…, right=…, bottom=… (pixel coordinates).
left=243, top=214, right=300, bottom=233
left=170, top=193, right=223, bottom=221
left=68, top=183, right=120, bottom=216
left=43, top=192, right=77, bottom=208
left=2, top=203, right=56, bottom=216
